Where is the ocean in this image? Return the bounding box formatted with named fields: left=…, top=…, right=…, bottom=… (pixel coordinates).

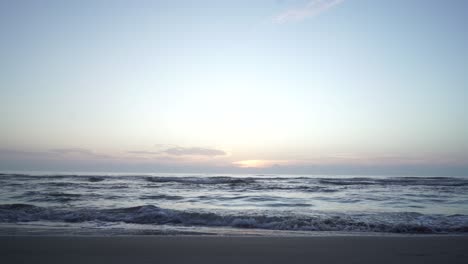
left=1, top=172, right=467, bottom=236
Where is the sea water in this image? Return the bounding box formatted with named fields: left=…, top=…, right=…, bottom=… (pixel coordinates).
left=1, top=172, right=467, bottom=235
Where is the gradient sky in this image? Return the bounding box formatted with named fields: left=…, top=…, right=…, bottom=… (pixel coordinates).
left=1, top=0, right=467, bottom=175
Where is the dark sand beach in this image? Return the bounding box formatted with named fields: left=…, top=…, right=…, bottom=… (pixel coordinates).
left=1, top=236, right=467, bottom=264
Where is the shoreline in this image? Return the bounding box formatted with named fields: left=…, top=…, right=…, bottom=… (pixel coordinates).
left=2, top=222, right=467, bottom=237
left=1, top=235, right=467, bottom=264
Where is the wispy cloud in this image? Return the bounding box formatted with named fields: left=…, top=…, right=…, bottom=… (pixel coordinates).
left=233, top=159, right=291, bottom=168
left=162, top=147, right=226, bottom=157
left=50, top=148, right=94, bottom=155
left=127, top=146, right=226, bottom=157
left=0, top=148, right=114, bottom=162
left=126, top=150, right=160, bottom=155
left=49, top=148, right=112, bottom=159
left=274, top=0, right=345, bottom=24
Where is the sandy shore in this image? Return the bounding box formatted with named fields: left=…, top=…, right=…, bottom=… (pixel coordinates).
left=1, top=236, right=467, bottom=264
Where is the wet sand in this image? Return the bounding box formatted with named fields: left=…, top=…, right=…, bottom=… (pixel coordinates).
left=1, top=236, right=467, bottom=264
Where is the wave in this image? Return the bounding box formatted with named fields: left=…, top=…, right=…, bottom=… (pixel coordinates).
left=13, top=191, right=98, bottom=203
left=318, top=177, right=468, bottom=187
left=3, top=173, right=467, bottom=187
left=140, top=194, right=184, bottom=200
left=88, top=176, right=106, bottom=182
left=250, top=185, right=339, bottom=193
left=145, top=176, right=256, bottom=185
left=1, top=204, right=467, bottom=234
left=3, top=172, right=467, bottom=185
left=38, top=195, right=80, bottom=203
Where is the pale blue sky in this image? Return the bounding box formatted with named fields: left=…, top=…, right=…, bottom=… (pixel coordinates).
left=0, top=0, right=467, bottom=174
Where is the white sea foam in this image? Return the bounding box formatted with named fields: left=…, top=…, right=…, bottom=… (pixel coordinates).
left=0, top=204, right=467, bottom=233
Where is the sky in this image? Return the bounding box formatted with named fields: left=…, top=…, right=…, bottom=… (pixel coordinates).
left=0, top=0, right=467, bottom=175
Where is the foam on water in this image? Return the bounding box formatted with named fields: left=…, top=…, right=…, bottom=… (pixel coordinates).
left=1, top=204, right=467, bottom=233
left=1, top=173, right=468, bottom=235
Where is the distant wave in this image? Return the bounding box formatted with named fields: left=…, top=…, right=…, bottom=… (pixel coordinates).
left=140, top=194, right=184, bottom=200
left=1, top=204, right=467, bottom=234
left=318, top=177, right=468, bottom=187
left=145, top=176, right=256, bottom=185
left=2, top=173, right=467, bottom=187
left=0, top=173, right=111, bottom=182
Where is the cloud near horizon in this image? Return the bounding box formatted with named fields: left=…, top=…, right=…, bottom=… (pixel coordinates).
left=162, top=147, right=226, bottom=157
left=50, top=148, right=94, bottom=155
left=274, top=0, right=345, bottom=24
left=127, top=146, right=226, bottom=157
left=1, top=148, right=467, bottom=176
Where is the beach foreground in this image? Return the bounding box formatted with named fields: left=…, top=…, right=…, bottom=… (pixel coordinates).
left=1, top=236, right=467, bottom=264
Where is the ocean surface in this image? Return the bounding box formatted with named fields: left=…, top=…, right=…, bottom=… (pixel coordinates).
left=1, top=172, right=468, bottom=236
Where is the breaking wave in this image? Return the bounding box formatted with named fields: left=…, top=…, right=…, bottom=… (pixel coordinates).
left=2, top=173, right=468, bottom=235
left=1, top=204, right=467, bottom=234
